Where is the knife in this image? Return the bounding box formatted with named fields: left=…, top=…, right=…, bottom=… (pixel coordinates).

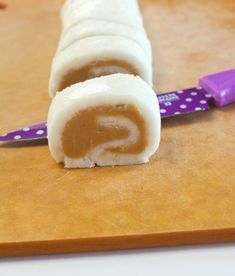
left=1, top=68, right=235, bottom=142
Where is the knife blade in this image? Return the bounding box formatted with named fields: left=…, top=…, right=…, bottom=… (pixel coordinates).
left=1, top=68, right=234, bottom=143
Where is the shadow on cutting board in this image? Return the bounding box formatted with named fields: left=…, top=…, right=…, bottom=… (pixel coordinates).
left=0, top=139, right=48, bottom=148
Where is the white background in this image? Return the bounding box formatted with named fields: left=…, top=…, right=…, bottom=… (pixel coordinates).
left=1, top=243, right=235, bottom=275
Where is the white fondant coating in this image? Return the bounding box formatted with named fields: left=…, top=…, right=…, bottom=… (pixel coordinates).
left=57, top=19, right=151, bottom=59
left=61, top=0, right=143, bottom=32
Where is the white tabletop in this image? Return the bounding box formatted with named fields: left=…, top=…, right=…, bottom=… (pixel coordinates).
left=1, top=243, right=235, bottom=275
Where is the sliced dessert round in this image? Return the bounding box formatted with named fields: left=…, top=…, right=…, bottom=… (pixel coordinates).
left=49, top=36, right=152, bottom=97
left=47, top=74, right=161, bottom=168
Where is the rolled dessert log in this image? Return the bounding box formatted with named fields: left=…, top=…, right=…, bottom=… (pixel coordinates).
left=57, top=19, right=152, bottom=59
left=49, top=36, right=152, bottom=97
left=61, top=0, right=143, bottom=33
left=47, top=74, right=161, bottom=168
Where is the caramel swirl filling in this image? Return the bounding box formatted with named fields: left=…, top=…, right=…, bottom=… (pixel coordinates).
left=58, top=60, right=138, bottom=91
left=62, top=104, right=147, bottom=159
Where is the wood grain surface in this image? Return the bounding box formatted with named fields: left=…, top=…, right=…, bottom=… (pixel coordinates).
left=0, top=0, right=235, bottom=257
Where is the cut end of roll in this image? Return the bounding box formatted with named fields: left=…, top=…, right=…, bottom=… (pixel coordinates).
left=48, top=36, right=152, bottom=97
left=57, top=59, right=138, bottom=93
left=47, top=74, right=161, bottom=168
left=62, top=104, right=148, bottom=168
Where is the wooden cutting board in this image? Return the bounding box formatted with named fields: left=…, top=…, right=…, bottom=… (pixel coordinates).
left=0, top=0, right=235, bottom=257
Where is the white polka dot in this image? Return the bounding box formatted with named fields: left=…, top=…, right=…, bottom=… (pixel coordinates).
left=191, top=91, right=198, bottom=96
left=186, top=98, right=192, bottom=102
left=36, top=130, right=44, bottom=135
left=180, top=104, right=187, bottom=109
left=195, top=107, right=202, bottom=111
left=197, top=86, right=202, bottom=90
left=14, top=135, right=21, bottom=140
left=205, top=94, right=212, bottom=98
left=164, top=102, right=172, bottom=106
left=160, top=109, right=167, bottom=114
left=23, top=127, right=30, bottom=132
left=200, top=100, right=207, bottom=104
left=174, top=111, right=181, bottom=115
left=177, top=90, right=183, bottom=94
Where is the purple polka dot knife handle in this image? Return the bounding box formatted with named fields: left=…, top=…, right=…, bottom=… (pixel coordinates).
left=199, top=68, right=235, bottom=107
left=1, top=69, right=235, bottom=142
